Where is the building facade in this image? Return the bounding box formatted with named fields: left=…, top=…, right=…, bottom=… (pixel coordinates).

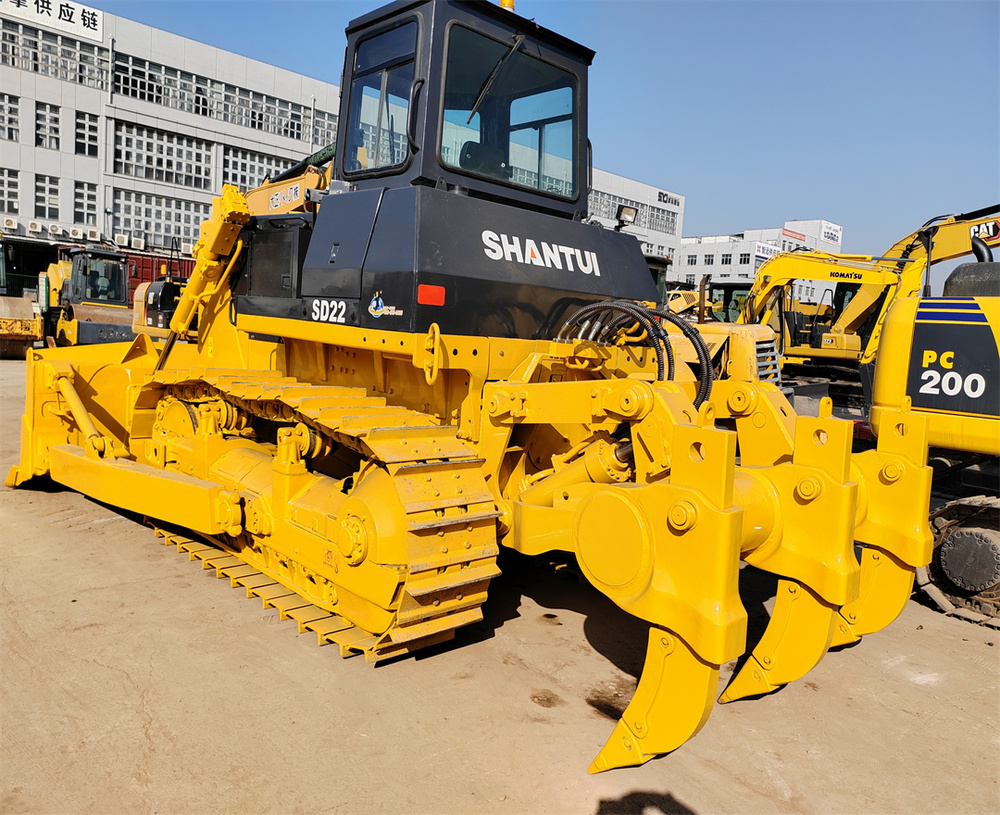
left=588, top=167, right=684, bottom=265
left=678, top=219, right=844, bottom=300
left=0, top=0, right=339, bottom=255
left=0, top=0, right=685, bottom=264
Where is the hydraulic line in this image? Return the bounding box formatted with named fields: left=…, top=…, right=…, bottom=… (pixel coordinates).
left=557, top=300, right=670, bottom=381
left=650, top=307, right=714, bottom=407
left=556, top=300, right=714, bottom=407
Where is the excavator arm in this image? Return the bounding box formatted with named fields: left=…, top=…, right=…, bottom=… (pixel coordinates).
left=740, top=205, right=1000, bottom=365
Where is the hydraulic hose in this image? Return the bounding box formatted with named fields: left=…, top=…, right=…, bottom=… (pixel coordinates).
left=556, top=300, right=672, bottom=382
left=556, top=299, right=713, bottom=406
left=650, top=307, right=714, bottom=407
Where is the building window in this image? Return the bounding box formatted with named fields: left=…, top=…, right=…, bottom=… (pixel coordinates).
left=704, top=254, right=714, bottom=266
left=34, top=174, right=59, bottom=219
left=110, top=52, right=333, bottom=144
left=75, top=111, right=98, bottom=156
left=721, top=253, right=732, bottom=265
left=113, top=189, right=211, bottom=249
left=587, top=189, right=678, bottom=236
left=113, top=121, right=212, bottom=189
left=222, top=147, right=296, bottom=190
left=74, top=181, right=98, bottom=226
left=312, top=109, right=338, bottom=149
left=1, top=21, right=110, bottom=89
left=1, top=169, right=19, bottom=214
left=739, top=252, right=751, bottom=264
left=687, top=255, right=697, bottom=266
left=35, top=102, right=59, bottom=149
left=685, top=274, right=695, bottom=285
left=0, top=94, right=19, bottom=141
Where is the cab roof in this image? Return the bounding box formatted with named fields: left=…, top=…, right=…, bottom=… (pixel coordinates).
left=346, top=0, right=595, bottom=64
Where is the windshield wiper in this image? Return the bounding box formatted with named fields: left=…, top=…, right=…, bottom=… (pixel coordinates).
left=467, top=34, right=524, bottom=124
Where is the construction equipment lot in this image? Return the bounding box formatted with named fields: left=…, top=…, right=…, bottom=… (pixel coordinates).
left=0, top=357, right=996, bottom=815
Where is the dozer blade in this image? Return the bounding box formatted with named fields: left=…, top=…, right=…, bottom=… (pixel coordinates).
left=718, top=579, right=836, bottom=703
left=589, top=627, right=718, bottom=774
left=830, top=546, right=915, bottom=647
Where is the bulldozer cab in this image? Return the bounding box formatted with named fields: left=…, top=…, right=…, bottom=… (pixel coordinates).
left=65, top=249, right=127, bottom=306
left=337, top=0, right=591, bottom=216
left=237, top=0, right=657, bottom=339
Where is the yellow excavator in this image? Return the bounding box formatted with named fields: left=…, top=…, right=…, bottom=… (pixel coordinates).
left=868, top=258, right=999, bottom=623
left=740, top=206, right=1000, bottom=401
left=6, top=0, right=936, bottom=772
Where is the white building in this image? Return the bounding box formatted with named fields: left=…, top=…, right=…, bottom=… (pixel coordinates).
left=0, top=1, right=685, bottom=266
left=588, top=167, right=685, bottom=264
left=0, top=0, right=339, bottom=256
left=678, top=219, right=844, bottom=300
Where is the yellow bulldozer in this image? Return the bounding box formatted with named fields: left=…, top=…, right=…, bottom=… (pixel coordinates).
left=6, top=0, right=937, bottom=772
left=0, top=241, right=136, bottom=356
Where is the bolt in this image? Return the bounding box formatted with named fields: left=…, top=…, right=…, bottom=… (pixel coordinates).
left=762, top=656, right=772, bottom=666
left=441, top=545, right=448, bottom=554
left=727, top=387, right=750, bottom=414
left=795, top=476, right=823, bottom=502
left=668, top=501, right=698, bottom=532
left=619, top=387, right=641, bottom=414
left=881, top=462, right=903, bottom=483
left=464, top=541, right=472, bottom=549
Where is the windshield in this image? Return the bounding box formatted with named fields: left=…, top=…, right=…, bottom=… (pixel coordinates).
left=440, top=25, right=578, bottom=199
left=76, top=256, right=127, bottom=303
left=710, top=286, right=750, bottom=322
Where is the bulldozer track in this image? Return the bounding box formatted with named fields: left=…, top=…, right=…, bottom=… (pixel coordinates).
left=150, top=368, right=503, bottom=662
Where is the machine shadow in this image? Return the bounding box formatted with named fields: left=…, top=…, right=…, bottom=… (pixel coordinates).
left=431, top=552, right=784, bottom=692
left=594, top=791, right=697, bottom=815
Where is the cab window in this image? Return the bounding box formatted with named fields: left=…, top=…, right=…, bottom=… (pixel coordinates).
left=343, top=21, right=417, bottom=175
left=76, top=255, right=126, bottom=303
left=440, top=25, right=577, bottom=199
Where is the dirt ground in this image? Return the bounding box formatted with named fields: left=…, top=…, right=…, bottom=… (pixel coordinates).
left=1, top=358, right=997, bottom=815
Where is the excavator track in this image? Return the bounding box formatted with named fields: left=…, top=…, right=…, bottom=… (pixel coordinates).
left=916, top=496, right=1000, bottom=629
left=149, top=368, right=502, bottom=662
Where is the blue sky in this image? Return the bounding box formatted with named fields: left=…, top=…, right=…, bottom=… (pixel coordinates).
left=91, top=0, right=998, bottom=257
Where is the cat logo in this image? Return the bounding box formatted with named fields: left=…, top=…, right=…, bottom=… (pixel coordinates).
left=970, top=220, right=1000, bottom=245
